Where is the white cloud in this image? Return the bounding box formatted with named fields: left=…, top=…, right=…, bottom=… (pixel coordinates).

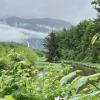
left=0, top=23, right=47, bottom=42
left=0, top=0, right=97, bottom=24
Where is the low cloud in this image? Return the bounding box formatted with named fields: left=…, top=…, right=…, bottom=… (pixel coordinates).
left=0, top=23, right=47, bottom=42
left=0, top=0, right=97, bottom=24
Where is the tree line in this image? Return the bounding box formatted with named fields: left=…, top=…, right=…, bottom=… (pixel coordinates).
left=44, top=0, right=100, bottom=63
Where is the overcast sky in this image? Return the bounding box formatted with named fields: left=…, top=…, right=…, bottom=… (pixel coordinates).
left=0, top=0, right=97, bottom=24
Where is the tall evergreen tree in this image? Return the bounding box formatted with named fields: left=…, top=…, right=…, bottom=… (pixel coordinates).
left=44, top=32, right=60, bottom=62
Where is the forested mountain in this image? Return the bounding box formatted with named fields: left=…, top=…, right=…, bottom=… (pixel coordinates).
left=0, top=17, right=71, bottom=50
left=0, top=17, right=71, bottom=33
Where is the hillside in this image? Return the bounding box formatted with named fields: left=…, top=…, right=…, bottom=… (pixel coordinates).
left=0, top=17, right=71, bottom=50
left=44, top=20, right=100, bottom=63
left=0, top=42, right=99, bottom=100
left=0, top=17, right=71, bottom=33
left=0, top=23, right=47, bottom=49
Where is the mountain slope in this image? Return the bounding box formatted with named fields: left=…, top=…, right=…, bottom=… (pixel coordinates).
left=0, top=17, right=71, bottom=50
left=0, top=17, right=71, bottom=33
left=0, top=23, right=47, bottom=49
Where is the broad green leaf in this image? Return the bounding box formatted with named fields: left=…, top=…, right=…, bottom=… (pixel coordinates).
left=75, top=76, right=88, bottom=93
left=69, top=91, right=100, bottom=100
left=88, top=73, right=100, bottom=81
left=5, top=95, right=15, bottom=100
left=91, top=33, right=100, bottom=45
left=67, top=77, right=80, bottom=92
left=89, top=91, right=100, bottom=97
left=0, top=98, right=5, bottom=100
left=60, top=70, right=82, bottom=85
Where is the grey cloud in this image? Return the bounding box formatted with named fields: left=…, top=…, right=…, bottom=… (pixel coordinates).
left=0, top=0, right=97, bottom=24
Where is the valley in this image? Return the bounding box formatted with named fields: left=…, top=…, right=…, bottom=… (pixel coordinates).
left=0, top=17, right=71, bottom=50
left=0, top=0, right=100, bottom=99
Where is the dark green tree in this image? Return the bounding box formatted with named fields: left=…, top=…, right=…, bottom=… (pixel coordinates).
left=44, top=0, right=100, bottom=63
left=44, top=31, right=60, bottom=62
left=92, top=0, right=100, bottom=18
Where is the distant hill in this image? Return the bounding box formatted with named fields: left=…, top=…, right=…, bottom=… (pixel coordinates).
left=0, top=17, right=71, bottom=50
left=0, top=16, right=71, bottom=33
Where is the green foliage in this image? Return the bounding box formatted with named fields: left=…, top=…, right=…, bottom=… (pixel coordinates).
left=44, top=31, right=60, bottom=62
left=88, top=73, right=100, bottom=81
left=60, top=70, right=82, bottom=85
left=0, top=42, right=38, bottom=70
left=44, top=20, right=100, bottom=63
left=0, top=0, right=100, bottom=99
left=91, top=33, right=100, bottom=45
left=5, top=95, right=15, bottom=100
left=0, top=48, right=99, bottom=100
left=92, top=0, right=100, bottom=13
